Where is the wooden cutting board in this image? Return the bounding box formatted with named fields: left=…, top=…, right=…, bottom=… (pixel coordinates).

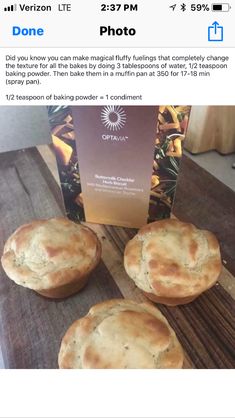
left=0, top=147, right=234, bottom=368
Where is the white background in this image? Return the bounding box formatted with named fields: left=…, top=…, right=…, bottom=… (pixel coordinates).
left=0, top=0, right=234, bottom=47
left=1, top=48, right=235, bottom=105
left=0, top=370, right=234, bottom=417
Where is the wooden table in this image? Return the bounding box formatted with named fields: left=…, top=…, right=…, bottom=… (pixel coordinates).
left=0, top=147, right=234, bottom=369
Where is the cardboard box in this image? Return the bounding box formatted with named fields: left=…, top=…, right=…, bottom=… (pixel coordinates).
left=48, top=105, right=191, bottom=227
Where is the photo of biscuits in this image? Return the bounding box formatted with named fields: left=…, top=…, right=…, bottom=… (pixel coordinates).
left=1, top=217, right=101, bottom=299
left=124, top=219, right=222, bottom=306
left=58, top=299, right=184, bottom=369
left=0, top=107, right=234, bottom=373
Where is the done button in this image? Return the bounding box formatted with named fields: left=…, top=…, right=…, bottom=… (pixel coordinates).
left=12, top=26, right=44, bottom=36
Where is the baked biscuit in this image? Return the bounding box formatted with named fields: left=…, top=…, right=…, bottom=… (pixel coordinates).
left=58, top=299, right=184, bottom=369
left=1, top=217, right=101, bottom=298
left=124, top=219, right=221, bottom=306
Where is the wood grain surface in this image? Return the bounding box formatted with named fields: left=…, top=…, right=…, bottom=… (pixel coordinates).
left=0, top=147, right=234, bottom=369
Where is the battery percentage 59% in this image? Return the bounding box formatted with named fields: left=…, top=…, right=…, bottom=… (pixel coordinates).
left=190, top=4, right=210, bottom=11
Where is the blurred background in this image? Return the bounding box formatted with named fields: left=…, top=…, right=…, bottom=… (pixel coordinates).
left=0, top=106, right=51, bottom=152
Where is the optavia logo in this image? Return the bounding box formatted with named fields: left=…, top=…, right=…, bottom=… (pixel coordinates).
left=102, top=134, right=128, bottom=142
left=101, top=105, right=126, bottom=131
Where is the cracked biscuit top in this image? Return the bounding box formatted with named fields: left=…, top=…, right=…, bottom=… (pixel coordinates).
left=124, top=219, right=221, bottom=299
left=58, top=299, right=184, bottom=369
left=1, top=217, right=101, bottom=291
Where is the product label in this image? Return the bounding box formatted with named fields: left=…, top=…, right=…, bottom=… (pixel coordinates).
left=72, top=106, right=157, bottom=227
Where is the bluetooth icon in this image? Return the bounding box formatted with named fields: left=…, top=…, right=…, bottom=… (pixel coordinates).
left=180, top=3, right=187, bottom=11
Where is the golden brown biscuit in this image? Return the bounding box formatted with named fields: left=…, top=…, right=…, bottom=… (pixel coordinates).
left=58, top=299, right=184, bottom=369
left=124, top=219, right=221, bottom=306
left=1, top=217, right=101, bottom=298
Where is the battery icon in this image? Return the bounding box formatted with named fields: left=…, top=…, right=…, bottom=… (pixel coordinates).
left=212, top=3, right=231, bottom=11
